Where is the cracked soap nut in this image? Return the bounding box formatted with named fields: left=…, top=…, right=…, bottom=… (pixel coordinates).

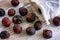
left=2, top=17, right=11, bottom=27
left=26, top=27, right=36, bottom=35
left=8, top=9, right=15, bottom=16
left=53, top=16, right=60, bottom=26
left=11, top=0, right=19, bottom=6
left=12, top=15, right=23, bottom=24
left=26, top=13, right=36, bottom=22
left=43, top=29, right=52, bottom=39
left=38, top=8, right=42, bottom=14
left=13, top=24, right=22, bottom=34
left=0, top=8, right=5, bottom=17
left=19, top=7, right=28, bottom=16
left=34, top=21, right=42, bottom=30
left=0, top=31, right=10, bottom=39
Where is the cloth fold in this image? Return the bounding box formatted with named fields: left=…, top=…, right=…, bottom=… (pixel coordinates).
left=44, top=0, right=60, bottom=18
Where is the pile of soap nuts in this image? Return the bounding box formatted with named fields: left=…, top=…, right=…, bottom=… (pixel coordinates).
left=0, top=0, right=60, bottom=39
